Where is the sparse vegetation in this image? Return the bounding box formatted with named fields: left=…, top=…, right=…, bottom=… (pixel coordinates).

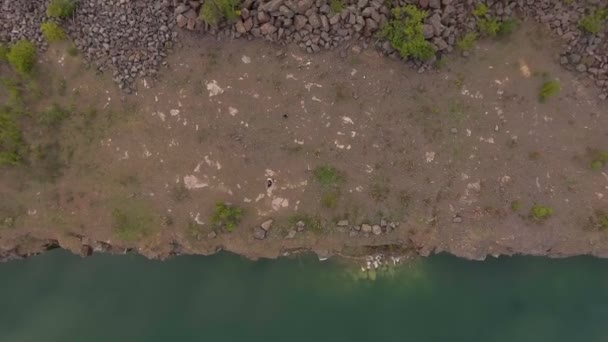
left=171, top=181, right=190, bottom=202
left=456, top=32, right=477, bottom=51
left=314, top=165, right=344, bottom=188
left=288, top=214, right=323, bottom=234
left=6, top=40, right=36, bottom=75
left=199, top=0, right=241, bottom=26
left=530, top=205, right=554, bottom=221
left=589, top=150, right=608, bottom=170
left=578, top=9, right=607, bottom=34
left=511, top=200, right=522, bottom=212
left=595, top=210, right=608, bottom=230
left=40, top=103, right=69, bottom=126
left=330, top=0, right=345, bottom=14
left=321, top=191, right=339, bottom=209
left=380, top=5, right=435, bottom=61
left=0, top=44, right=8, bottom=62
left=111, top=203, right=156, bottom=241
left=370, top=181, right=390, bottom=202
left=538, top=80, right=560, bottom=102
left=67, top=45, right=78, bottom=56
left=41, top=22, right=66, bottom=42
left=0, top=106, right=26, bottom=166
left=498, top=19, right=519, bottom=36
left=211, top=202, right=243, bottom=232
left=47, top=0, right=77, bottom=18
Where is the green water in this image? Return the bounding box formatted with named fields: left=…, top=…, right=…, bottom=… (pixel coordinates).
left=1, top=250, right=608, bottom=342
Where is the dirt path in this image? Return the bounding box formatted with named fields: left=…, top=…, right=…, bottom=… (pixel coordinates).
left=1, top=23, right=608, bottom=262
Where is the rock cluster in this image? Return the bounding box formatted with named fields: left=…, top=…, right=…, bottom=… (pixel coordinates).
left=346, top=219, right=398, bottom=237
left=0, top=0, right=47, bottom=49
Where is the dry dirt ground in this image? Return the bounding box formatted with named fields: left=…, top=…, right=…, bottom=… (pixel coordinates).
left=1, top=23, right=608, bottom=261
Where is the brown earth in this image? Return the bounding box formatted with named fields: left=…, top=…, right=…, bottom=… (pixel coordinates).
left=1, top=23, right=608, bottom=262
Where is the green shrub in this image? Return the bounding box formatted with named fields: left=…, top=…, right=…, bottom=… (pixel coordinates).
left=330, top=0, right=345, bottom=13
left=498, top=19, right=519, bottom=36
left=578, top=10, right=607, bottom=34
left=211, top=202, right=243, bottom=232
left=596, top=210, right=608, bottom=230
left=47, top=0, right=77, bottom=18
left=0, top=106, right=26, bottom=166
left=538, top=80, right=561, bottom=102
left=590, top=150, right=608, bottom=170
left=472, top=3, right=488, bottom=17
left=510, top=200, right=522, bottom=212
left=380, top=5, right=435, bottom=61
left=199, top=0, right=240, bottom=26
left=530, top=205, right=553, bottom=221
left=6, top=40, right=36, bottom=75
left=112, top=206, right=154, bottom=241
left=478, top=18, right=501, bottom=37
left=0, top=44, right=8, bottom=62
left=67, top=45, right=78, bottom=56
left=456, top=32, right=477, bottom=51
left=41, top=22, right=66, bottom=42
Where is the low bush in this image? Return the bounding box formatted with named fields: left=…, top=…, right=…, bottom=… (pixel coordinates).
left=456, top=32, right=477, bottom=51
left=47, top=0, right=77, bottom=18
left=330, top=0, right=345, bottom=14
left=578, top=10, right=607, bottom=34
left=199, top=0, right=240, bottom=26
left=41, top=22, right=66, bottom=42
left=472, top=3, right=488, bottom=17
left=211, top=202, right=243, bottom=231
left=530, top=205, right=553, bottom=221
left=6, top=40, right=36, bottom=75
left=313, top=165, right=344, bottom=188
left=380, top=5, right=435, bottom=61
left=0, top=44, right=8, bottom=61
left=112, top=206, right=154, bottom=241
left=478, top=18, right=501, bottom=37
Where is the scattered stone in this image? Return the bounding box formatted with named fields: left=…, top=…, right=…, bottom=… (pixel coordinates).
left=207, top=231, right=217, bottom=239
left=295, top=220, right=306, bottom=232
left=261, top=219, right=274, bottom=231
left=79, top=245, right=93, bottom=257
left=450, top=127, right=458, bottom=134
left=372, top=225, right=382, bottom=235
left=361, top=224, right=372, bottom=233
left=253, top=227, right=267, bottom=240
left=286, top=229, right=297, bottom=239
left=453, top=216, right=463, bottom=223
left=337, top=219, right=349, bottom=226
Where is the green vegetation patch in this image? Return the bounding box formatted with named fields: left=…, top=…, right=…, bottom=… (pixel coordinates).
left=47, top=0, right=77, bottom=18
left=578, top=9, right=607, bottom=34
left=595, top=210, right=608, bottom=230
left=111, top=202, right=156, bottom=241
left=314, top=165, right=344, bottom=188
left=538, top=80, right=560, bottom=102
left=330, top=0, right=345, bottom=14
left=0, top=106, right=27, bottom=166
left=472, top=3, right=488, bottom=17
left=380, top=5, right=435, bottom=61
left=40, top=103, right=69, bottom=126
left=6, top=40, right=36, bottom=75
left=211, top=202, right=243, bottom=232
left=510, top=200, right=522, bottom=212
left=41, top=22, right=66, bottom=42
left=288, top=214, right=323, bottom=234
left=478, top=18, right=501, bottom=37
left=199, top=0, right=241, bottom=26
left=456, top=32, right=477, bottom=51
left=0, top=43, right=8, bottom=62
left=67, top=45, right=78, bottom=56
left=530, top=205, right=554, bottom=221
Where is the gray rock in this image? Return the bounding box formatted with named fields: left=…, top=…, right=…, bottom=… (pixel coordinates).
left=309, top=13, right=321, bottom=28
left=372, top=225, right=382, bottom=235
left=364, top=18, right=377, bottom=34
left=380, top=219, right=387, bottom=227
left=279, top=5, right=294, bottom=17
left=261, top=219, right=274, bottom=231
left=433, top=37, right=448, bottom=50
left=450, top=127, right=458, bottom=134
left=295, top=220, right=306, bottom=231
left=337, top=219, right=349, bottom=226
left=329, top=14, right=341, bottom=25
left=297, top=0, right=314, bottom=14
left=258, top=11, right=270, bottom=23
left=418, top=0, right=429, bottom=8
left=453, top=216, right=463, bottom=223
left=176, top=14, right=188, bottom=28
left=253, top=227, right=267, bottom=240
left=361, top=224, right=372, bottom=233
left=235, top=20, right=247, bottom=33
left=265, top=0, right=285, bottom=12
left=294, top=15, right=308, bottom=30
left=428, top=13, right=444, bottom=35
left=175, top=4, right=190, bottom=15
left=244, top=18, right=254, bottom=31
left=576, top=63, right=587, bottom=73
left=207, top=231, right=217, bottom=239
left=429, top=0, right=441, bottom=9
left=260, top=23, right=277, bottom=35
left=357, top=0, right=369, bottom=8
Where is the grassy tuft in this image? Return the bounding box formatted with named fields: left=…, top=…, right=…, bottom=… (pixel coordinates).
left=47, top=0, right=77, bottom=18
left=456, top=32, right=477, bottom=51
left=199, top=0, right=241, bottom=26
left=589, top=150, right=608, bottom=170
left=40, top=103, right=69, bottom=126
left=313, top=165, right=344, bottom=188
left=380, top=5, right=435, bottom=61
left=0, top=44, right=8, bottom=62
left=595, top=210, right=608, bottom=230
left=510, top=200, right=522, bottom=212
left=472, top=3, right=488, bottom=17
left=330, top=0, right=345, bottom=14
left=211, top=202, right=243, bottom=232
left=538, top=80, right=561, bottom=102
left=41, top=22, right=66, bottom=42
left=6, top=40, right=36, bottom=75
left=478, top=18, right=501, bottom=37
left=530, top=205, right=553, bottom=221
left=67, top=45, right=78, bottom=56
left=321, top=191, right=339, bottom=209
left=111, top=204, right=155, bottom=241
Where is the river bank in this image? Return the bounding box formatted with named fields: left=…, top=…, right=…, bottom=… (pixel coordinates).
left=1, top=1, right=608, bottom=264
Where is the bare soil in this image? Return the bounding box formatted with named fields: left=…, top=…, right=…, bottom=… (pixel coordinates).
left=1, top=23, right=608, bottom=261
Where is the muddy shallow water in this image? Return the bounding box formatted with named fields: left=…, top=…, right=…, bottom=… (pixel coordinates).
left=1, top=23, right=607, bottom=261
left=1, top=250, right=608, bottom=341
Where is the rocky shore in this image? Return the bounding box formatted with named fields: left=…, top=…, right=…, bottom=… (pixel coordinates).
left=1, top=0, right=607, bottom=97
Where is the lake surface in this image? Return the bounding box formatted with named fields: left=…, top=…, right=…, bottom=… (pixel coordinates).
left=1, top=250, right=608, bottom=342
